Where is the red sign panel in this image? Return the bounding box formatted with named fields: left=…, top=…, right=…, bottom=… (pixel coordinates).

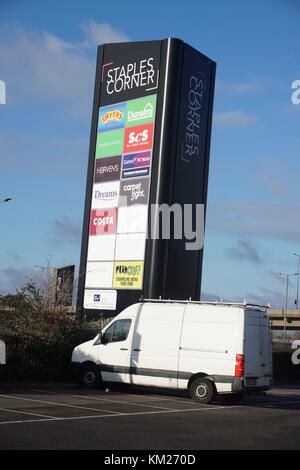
left=90, top=208, right=118, bottom=235
left=123, top=123, right=153, bottom=154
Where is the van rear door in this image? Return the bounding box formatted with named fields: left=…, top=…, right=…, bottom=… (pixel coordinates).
left=244, top=310, right=272, bottom=387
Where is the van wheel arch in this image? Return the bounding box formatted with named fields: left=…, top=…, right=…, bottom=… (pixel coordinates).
left=187, top=373, right=215, bottom=390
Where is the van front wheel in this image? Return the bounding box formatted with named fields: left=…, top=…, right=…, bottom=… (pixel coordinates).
left=80, top=364, right=101, bottom=388
left=189, top=378, right=215, bottom=404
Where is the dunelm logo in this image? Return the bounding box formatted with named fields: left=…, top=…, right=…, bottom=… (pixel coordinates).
left=128, top=103, right=153, bottom=122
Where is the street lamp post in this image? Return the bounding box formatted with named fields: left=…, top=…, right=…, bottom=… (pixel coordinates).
left=294, top=253, right=300, bottom=312
left=278, top=272, right=298, bottom=343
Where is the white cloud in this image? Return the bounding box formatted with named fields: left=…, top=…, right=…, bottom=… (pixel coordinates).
left=214, top=111, right=256, bottom=128
left=208, top=201, right=300, bottom=243
left=0, top=22, right=129, bottom=117
left=216, top=80, right=262, bottom=94
left=0, top=132, right=88, bottom=174
left=82, top=21, right=129, bottom=47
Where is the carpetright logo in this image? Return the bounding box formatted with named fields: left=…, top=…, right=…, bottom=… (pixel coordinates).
left=126, top=95, right=156, bottom=126
left=120, top=178, right=149, bottom=206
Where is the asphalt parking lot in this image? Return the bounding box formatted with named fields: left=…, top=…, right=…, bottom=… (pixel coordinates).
left=0, top=383, right=300, bottom=449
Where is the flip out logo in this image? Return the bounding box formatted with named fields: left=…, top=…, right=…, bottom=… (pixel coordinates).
left=98, top=103, right=126, bottom=132
left=122, top=151, right=151, bottom=178
left=113, top=261, right=144, bottom=289
left=123, top=123, right=153, bottom=154
left=90, top=208, right=118, bottom=235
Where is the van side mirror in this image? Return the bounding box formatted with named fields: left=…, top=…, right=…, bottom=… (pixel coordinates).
left=93, top=332, right=102, bottom=346
left=101, top=333, right=108, bottom=345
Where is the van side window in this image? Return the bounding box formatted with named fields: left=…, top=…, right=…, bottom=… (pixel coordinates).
left=102, top=323, right=115, bottom=343
left=103, top=319, right=132, bottom=344
left=112, top=319, right=131, bottom=342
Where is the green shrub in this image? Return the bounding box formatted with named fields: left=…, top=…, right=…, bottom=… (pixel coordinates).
left=0, top=282, right=110, bottom=381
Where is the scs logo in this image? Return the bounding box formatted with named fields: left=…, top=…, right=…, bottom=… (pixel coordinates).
left=124, top=123, right=153, bottom=153
left=90, top=208, right=118, bottom=235
left=128, top=129, right=148, bottom=144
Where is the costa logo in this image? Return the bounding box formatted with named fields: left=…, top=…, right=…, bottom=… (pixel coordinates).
left=94, top=156, right=121, bottom=183
left=90, top=208, right=118, bottom=235
left=123, top=123, right=153, bottom=154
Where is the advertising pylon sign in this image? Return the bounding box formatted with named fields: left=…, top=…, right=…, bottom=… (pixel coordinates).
left=77, top=38, right=216, bottom=318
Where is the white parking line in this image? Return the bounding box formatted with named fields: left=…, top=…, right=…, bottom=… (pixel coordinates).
left=0, top=406, right=57, bottom=420
left=31, top=389, right=180, bottom=411
left=34, top=388, right=194, bottom=405
left=0, top=404, right=239, bottom=426
left=0, top=394, right=120, bottom=415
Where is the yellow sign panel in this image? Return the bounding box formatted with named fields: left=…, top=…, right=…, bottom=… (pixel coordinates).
left=113, top=262, right=143, bottom=289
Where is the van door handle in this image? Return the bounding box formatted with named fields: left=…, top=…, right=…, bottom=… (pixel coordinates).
left=120, top=348, right=128, bottom=351
left=133, top=348, right=141, bottom=352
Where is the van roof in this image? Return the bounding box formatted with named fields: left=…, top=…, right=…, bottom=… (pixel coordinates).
left=141, top=298, right=268, bottom=312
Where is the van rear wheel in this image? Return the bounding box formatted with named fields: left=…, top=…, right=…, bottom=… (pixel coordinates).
left=80, top=364, right=101, bottom=388
left=190, top=378, right=215, bottom=404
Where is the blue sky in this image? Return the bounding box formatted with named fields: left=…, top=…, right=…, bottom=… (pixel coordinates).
left=0, top=0, right=300, bottom=307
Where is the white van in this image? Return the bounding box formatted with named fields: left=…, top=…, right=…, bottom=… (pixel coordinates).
left=71, top=300, right=272, bottom=403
